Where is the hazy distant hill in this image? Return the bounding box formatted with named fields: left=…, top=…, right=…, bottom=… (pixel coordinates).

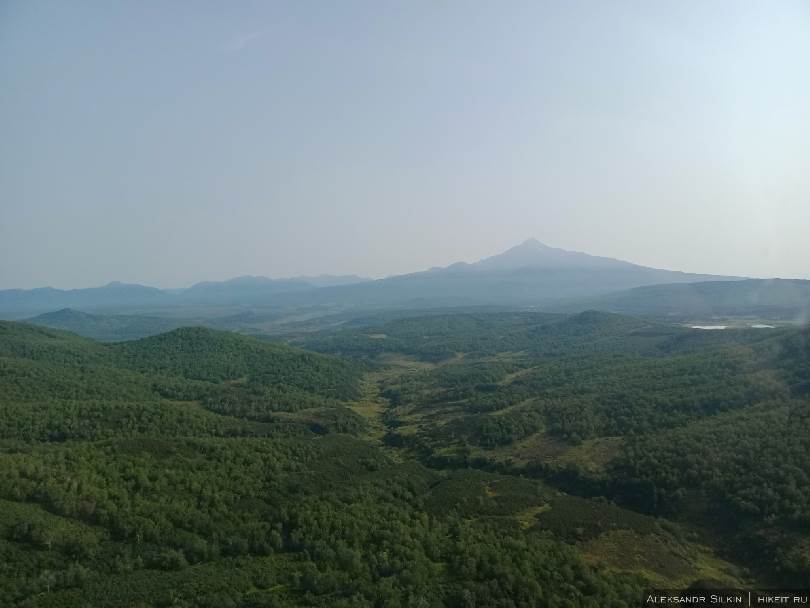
left=0, top=281, right=169, bottom=317
left=180, top=275, right=371, bottom=305
left=565, top=278, right=810, bottom=321
left=278, top=239, right=742, bottom=309
left=0, top=240, right=751, bottom=316
left=288, top=274, right=371, bottom=287
left=27, top=308, right=190, bottom=341
left=0, top=275, right=372, bottom=317
left=179, top=276, right=314, bottom=305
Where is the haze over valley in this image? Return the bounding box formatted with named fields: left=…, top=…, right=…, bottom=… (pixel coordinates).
left=3, top=239, right=808, bottom=341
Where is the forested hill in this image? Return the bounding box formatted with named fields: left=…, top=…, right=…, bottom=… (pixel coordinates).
left=305, top=310, right=810, bottom=587
left=298, top=309, right=783, bottom=361
left=26, top=308, right=190, bottom=342
left=0, top=320, right=650, bottom=606
left=2, top=315, right=808, bottom=605
left=0, top=320, right=108, bottom=364
left=110, top=326, right=361, bottom=398
left=1, top=322, right=361, bottom=387
left=563, top=278, right=810, bottom=320
left=0, top=321, right=365, bottom=442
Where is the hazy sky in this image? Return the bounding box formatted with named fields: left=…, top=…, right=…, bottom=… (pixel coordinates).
left=2, top=1, right=809, bottom=289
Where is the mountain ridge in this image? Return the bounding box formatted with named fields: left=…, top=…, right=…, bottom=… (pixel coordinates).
left=287, top=239, right=744, bottom=308
left=27, top=308, right=191, bottom=341
left=0, top=239, right=754, bottom=316
left=561, top=278, right=810, bottom=321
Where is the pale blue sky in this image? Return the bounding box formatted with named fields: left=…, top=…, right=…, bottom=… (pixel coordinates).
left=1, top=1, right=809, bottom=288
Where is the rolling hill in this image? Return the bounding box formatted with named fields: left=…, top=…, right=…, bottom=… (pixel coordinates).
left=564, top=278, right=810, bottom=321
left=0, top=276, right=366, bottom=318
left=0, top=320, right=364, bottom=440
left=2, top=312, right=808, bottom=604
left=27, top=308, right=192, bottom=341
left=0, top=282, right=170, bottom=318
left=0, top=240, right=743, bottom=317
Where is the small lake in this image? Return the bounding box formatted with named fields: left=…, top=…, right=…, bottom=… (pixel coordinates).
left=689, top=324, right=776, bottom=330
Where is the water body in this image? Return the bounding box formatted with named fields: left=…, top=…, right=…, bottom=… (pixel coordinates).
left=689, top=324, right=776, bottom=330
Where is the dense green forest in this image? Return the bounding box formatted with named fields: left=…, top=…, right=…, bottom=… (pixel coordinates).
left=302, top=311, right=810, bottom=585
left=1, top=312, right=808, bottom=606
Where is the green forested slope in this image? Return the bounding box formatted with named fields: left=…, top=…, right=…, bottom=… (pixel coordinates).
left=0, top=322, right=108, bottom=364
left=0, top=322, right=365, bottom=442
left=0, top=320, right=653, bottom=607
left=111, top=327, right=361, bottom=398
left=2, top=315, right=807, bottom=605
left=319, top=312, right=809, bottom=586
left=0, top=435, right=649, bottom=607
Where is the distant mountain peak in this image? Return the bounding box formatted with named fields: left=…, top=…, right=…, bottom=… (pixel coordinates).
left=516, top=237, right=549, bottom=248
left=492, top=238, right=553, bottom=256
left=469, top=239, right=635, bottom=272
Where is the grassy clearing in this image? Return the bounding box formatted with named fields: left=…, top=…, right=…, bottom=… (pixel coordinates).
left=345, top=373, right=389, bottom=442
left=514, top=504, right=551, bottom=529
left=579, top=529, right=748, bottom=588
